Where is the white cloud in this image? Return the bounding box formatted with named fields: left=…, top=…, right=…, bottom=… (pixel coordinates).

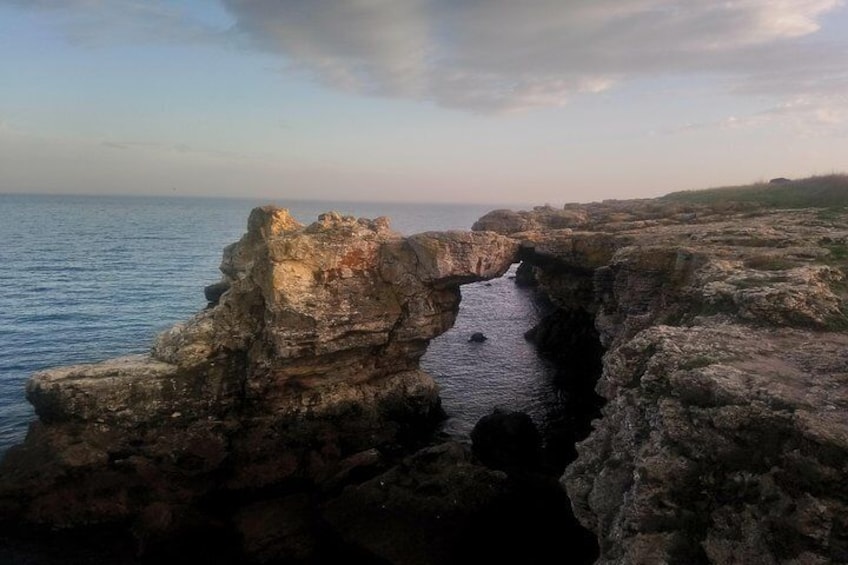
left=222, top=0, right=846, bottom=111
left=5, top=0, right=846, bottom=113
left=664, top=95, right=848, bottom=137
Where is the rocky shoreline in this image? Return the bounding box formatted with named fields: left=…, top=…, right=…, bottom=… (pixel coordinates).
left=476, top=199, right=848, bottom=563
left=2, top=194, right=848, bottom=563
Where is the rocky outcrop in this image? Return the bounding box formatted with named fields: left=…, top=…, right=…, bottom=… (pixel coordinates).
left=0, top=207, right=518, bottom=555
left=6, top=194, right=848, bottom=564
left=481, top=203, right=848, bottom=563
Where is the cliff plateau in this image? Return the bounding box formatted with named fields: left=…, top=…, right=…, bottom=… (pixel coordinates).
left=476, top=200, right=848, bottom=564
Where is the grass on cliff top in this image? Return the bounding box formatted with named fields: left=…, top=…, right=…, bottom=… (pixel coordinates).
left=661, top=174, right=848, bottom=209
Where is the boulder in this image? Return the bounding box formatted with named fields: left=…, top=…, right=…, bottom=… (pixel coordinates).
left=471, top=409, right=542, bottom=473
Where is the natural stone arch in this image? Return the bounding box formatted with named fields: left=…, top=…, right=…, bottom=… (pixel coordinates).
left=2, top=207, right=520, bottom=531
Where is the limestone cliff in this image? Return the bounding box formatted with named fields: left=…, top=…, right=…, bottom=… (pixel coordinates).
left=477, top=201, right=848, bottom=563
left=0, top=207, right=518, bottom=543
left=5, top=194, right=848, bottom=564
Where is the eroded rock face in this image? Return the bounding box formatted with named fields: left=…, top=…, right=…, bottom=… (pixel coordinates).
left=0, top=207, right=518, bottom=548
left=488, top=204, right=848, bottom=563
left=7, top=196, right=848, bottom=563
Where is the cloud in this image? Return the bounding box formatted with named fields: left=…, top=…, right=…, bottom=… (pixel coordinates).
left=221, top=0, right=846, bottom=111
left=664, top=95, right=848, bottom=137
left=101, top=141, right=128, bottom=149
left=95, top=138, right=257, bottom=160
left=6, top=0, right=846, bottom=114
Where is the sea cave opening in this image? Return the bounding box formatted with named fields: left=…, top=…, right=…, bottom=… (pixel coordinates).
left=421, top=261, right=605, bottom=471
left=420, top=261, right=606, bottom=563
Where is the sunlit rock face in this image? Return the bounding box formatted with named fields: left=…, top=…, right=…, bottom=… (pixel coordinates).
left=1, top=206, right=518, bottom=533
left=479, top=201, right=848, bottom=564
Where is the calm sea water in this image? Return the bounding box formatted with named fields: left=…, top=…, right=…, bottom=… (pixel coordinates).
left=0, top=194, right=564, bottom=455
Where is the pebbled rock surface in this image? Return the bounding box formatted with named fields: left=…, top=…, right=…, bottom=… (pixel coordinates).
left=0, top=207, right=518, bottom=557
left=478, top=202, right=848, bottom=563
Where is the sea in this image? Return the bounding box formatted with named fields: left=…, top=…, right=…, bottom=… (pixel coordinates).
left=0, top=194, right=568, bottom=457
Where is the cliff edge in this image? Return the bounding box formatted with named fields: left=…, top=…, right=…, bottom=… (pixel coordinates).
left=476, top=196, right=848, bottom=564
left=4, top=187, right=848, bottom=563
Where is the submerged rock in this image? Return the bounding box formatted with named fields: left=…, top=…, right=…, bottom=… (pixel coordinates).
left=468, top=332, right=487, bottom=343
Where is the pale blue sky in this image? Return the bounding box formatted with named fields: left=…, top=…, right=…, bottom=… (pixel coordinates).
left=1, top=1, right=846, bottom=204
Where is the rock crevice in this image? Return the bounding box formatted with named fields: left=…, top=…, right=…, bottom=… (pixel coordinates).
left=477, top=201, right=848, bottom=564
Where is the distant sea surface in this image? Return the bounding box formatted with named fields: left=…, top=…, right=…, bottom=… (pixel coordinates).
left=0, top=194, right=565, bottom=455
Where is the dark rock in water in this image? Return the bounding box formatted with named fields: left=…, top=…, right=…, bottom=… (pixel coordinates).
left=203, top=280, right=230, bottom=307
left=468, top=332, right=487, bottom=343
left=471, top=409, right=542, bottom=473
left=514, top=261, right=538, bottom=287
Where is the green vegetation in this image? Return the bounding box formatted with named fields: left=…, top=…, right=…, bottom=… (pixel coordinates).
left=825, top=243, right=848, bottom=261
left=681, top=355, right=716, bottom=370
left=743, top=255, right=795, bottom=271
left=662, top=174, right=848, bottom=209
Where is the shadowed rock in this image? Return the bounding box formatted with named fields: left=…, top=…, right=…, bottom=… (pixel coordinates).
left=471, top=409, right=542, bottom=473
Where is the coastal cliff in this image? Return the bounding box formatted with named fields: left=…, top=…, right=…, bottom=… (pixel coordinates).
left=3, top=183, right=848, bottom=563
left=476, top=195, right=848, bottom=563
left=0, top=207, right=519, bottom=560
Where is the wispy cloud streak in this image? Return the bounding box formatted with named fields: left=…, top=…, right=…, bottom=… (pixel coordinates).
left=222, top=0, right=846, bottom=111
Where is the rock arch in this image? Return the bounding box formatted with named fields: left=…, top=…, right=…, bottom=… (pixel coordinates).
left=1, top=206, right=519, bottom=536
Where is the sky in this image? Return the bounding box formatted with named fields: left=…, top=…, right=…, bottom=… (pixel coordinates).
left=1, top=1, right=847, bottom=205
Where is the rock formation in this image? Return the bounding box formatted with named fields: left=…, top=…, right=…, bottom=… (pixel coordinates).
left=5, top=192, right=848, bottom=563
left=476, top=201, right=848, bottom=563
left=0, top=207, right=518, bottom=557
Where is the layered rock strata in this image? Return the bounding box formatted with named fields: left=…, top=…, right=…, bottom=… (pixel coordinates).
left=0, top=207, right=518, bottom=546
left=476, top=202, right=848, bottom=563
